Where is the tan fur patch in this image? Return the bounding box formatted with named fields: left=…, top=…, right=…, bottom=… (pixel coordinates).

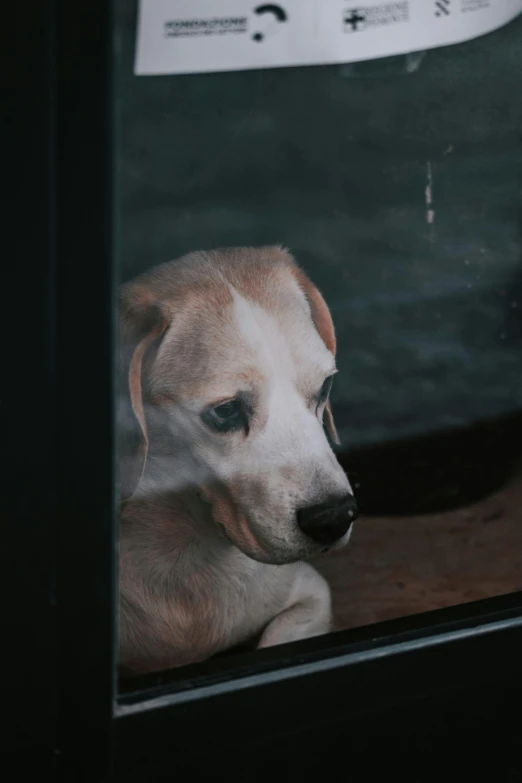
left=288, top=265, right=336, bottom=355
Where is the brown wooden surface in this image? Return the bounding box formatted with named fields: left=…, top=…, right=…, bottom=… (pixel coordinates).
left=316, top=471, right=522, bottom=631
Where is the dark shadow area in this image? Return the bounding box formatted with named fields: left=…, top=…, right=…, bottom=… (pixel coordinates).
left=340, top=410, right=522, bottom=517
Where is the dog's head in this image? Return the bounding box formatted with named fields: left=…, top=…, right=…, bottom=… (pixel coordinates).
left=119, top=247, right=357, bottom=564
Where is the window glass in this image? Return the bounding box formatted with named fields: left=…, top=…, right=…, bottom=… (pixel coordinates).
left=116, top=0, right=522, bottom=682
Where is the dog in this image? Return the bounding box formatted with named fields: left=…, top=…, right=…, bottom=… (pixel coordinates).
left=118, top=246, right=358, bottom=674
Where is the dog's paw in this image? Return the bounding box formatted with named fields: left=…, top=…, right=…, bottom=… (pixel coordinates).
left=257, top=564, right=332, bottom=649
left=257, top=616, right=332, bottom=649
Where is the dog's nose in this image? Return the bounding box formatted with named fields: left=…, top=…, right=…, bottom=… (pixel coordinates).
left=296, top=494, right=358, bottom=546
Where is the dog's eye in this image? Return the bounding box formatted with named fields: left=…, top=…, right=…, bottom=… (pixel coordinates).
left=317, top=375, right=334, bottom=408
left=202, top=399, right=247, bottom=434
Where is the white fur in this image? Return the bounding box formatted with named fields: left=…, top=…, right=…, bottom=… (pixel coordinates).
left=119, top=249, right=354, bottom=675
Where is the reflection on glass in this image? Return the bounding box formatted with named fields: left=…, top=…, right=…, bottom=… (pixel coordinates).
left=116, top=1, right=522, bottom=679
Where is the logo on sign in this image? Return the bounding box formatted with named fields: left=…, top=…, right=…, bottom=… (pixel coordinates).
left=343, top=3, right=409, bottom=33
left=252, top=4, right=288, bottom=42
left=434, top=0, right=451, bottom=16
left=163, top=4, right=288, bottom=42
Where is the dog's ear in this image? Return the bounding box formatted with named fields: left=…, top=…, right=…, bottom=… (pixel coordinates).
left=290, top=265, right=340, bottom=445
left=119, top=293, right=169, bottom=502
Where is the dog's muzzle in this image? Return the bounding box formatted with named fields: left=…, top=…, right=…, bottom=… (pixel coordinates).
left=296, top=493, right=358, bottom=546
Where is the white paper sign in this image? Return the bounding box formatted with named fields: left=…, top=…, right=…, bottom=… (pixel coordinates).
left=135, top=0, right=522, bottom=75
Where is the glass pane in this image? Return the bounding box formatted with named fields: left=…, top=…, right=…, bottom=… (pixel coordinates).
left=116, top=0, right=522, bottom=684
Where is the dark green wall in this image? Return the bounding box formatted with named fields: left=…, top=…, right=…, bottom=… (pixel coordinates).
left=116, top=2, right=522, bottom=448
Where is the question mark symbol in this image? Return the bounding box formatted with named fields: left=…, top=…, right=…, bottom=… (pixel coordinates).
left=252, top=4, right=288, bottom=42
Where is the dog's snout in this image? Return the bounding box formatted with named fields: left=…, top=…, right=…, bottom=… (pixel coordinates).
left=296, top=494, right=358, bottom=546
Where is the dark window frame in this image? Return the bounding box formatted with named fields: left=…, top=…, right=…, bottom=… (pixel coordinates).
left=12, top=0, right=518, bottom=776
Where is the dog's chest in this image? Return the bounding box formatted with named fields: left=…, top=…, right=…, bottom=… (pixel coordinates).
left=173, top=553, right=290, bottom=651
left=120, top=542, right=294, bottom=668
